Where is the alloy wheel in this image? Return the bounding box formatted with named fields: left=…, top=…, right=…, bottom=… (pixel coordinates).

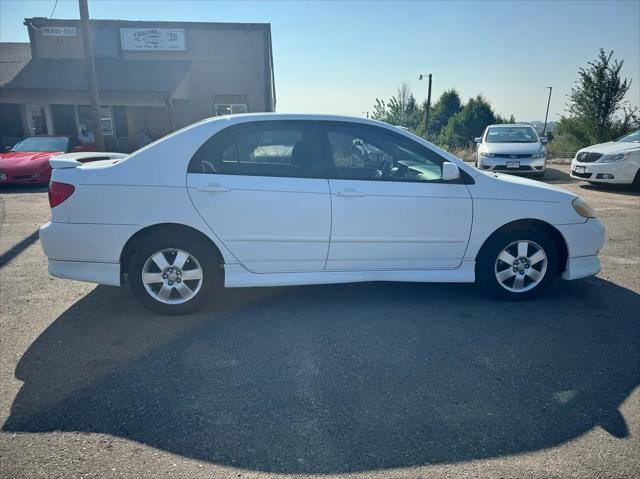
left=141, top=248, right=204, bottom=304
left=494, top=240, right=548, bottom=293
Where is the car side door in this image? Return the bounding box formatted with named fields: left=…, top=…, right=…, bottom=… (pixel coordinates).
left=187, top=120, right=331, bottom=273
left=319, top=121, right=473, bottom=271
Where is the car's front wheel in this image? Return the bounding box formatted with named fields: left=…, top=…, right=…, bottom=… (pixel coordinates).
left=476, top=227, right=559, bottom=300
left=128, top=232, right=220, bottom=315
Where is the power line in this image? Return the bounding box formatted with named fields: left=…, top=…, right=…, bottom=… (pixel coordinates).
left=50, top=0, right=59, bottom=18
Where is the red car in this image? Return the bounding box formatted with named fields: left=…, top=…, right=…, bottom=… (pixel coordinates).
left=0, top=136, right=94, bottom=185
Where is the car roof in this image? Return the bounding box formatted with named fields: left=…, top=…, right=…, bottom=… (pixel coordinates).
left=198, top=112, right=402, bottom=129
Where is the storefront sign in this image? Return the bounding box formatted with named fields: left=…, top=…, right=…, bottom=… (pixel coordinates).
left=42, top=26, right=77, bottom=36
left=120, top=28, right=186, bottom=51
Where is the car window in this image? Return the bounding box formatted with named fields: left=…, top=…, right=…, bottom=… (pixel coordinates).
left=189, top=121, right=321, bottom=178
left=321, top=123, right=446, bottom=182
left=11, top=136, right=69, bottom=152
left=485, top=126, right=538, bottom=143
left=615, top=130, right=640, bottom=143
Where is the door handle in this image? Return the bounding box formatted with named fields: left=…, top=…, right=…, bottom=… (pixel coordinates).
left=335, top=189, right=365, bottom=197
left=197, top=183, right=230, bottom=193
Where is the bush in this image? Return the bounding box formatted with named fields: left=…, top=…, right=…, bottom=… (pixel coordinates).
left=448, top=145, right=477, bottom=163
left=546, top=133, right=583, bottom=159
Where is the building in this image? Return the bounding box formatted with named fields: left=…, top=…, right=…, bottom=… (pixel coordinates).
left=0, top=42, right=32, bottom=149
left=0, top=17, right=275, bottom=151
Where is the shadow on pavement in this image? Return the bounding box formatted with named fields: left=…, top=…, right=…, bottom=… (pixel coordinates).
left=3, top=278, right=640, bottom=473
left=540, top=166, right=575, bottom=184
left=0, top=184, right=48, bottom=194
left=579, top=183, right=639, bottom=197
left=0, top=230, right=40, bottom=267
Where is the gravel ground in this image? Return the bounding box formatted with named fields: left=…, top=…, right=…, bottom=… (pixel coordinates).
left=1, top=164, right=639, bottom=479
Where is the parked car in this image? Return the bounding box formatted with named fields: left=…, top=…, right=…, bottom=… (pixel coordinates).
left=570, top=129, right=640, bottom=189
left=475, top=124, right=547, bottom=177
left=39, top=114, right=604, bottom=314
left=0, top=135, right=94, bottom=185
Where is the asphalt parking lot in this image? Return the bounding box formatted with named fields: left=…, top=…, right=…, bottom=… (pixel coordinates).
left=0, top=164, right=639, bottom=479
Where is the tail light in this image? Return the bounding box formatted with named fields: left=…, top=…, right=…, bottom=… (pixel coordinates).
left=48, top=181, right=75, bottom=208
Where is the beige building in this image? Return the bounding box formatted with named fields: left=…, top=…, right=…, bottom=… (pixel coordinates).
left=0, top=18, right=275, bottom=151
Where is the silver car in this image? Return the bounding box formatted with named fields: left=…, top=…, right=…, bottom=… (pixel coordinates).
left=475, top=124, right=547, bottom=177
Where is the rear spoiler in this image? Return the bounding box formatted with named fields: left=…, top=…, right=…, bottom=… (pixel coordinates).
left=49, top=152, right=127, bottom=169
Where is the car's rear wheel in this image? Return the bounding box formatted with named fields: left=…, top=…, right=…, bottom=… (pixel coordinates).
left=476, top=227, right=559, bottom=300
left=128, top=232, right=220, bottom=315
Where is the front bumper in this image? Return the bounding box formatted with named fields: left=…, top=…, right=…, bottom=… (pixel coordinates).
left=556, top=218, right=605, bottom=280
left=570, top=160, right=638, bottom=184
left=478, top=156, right=546, bottom=173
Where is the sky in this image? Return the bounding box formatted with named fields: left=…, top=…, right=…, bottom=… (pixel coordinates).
left=1, top=0, right=639, bottom=121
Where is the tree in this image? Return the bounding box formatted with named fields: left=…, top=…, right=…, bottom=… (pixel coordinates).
left=423, top=89, right=462, bottom=138
left=438, top=95, right=499, bottom=148
left=371, top=82, right=423, bottom=132
left=564, top=49, right=638, bottom=143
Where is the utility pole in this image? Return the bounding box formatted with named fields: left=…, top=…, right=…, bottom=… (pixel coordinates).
left=542, top=86, right=552, bottom=137
left=79, top=0, right=104, bottom=151
left=419, top=73, right=432, bottom=140
left=362, top=111, right=369, bottom=118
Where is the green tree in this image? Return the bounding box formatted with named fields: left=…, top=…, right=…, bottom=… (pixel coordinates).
left=563, top=49, right=638, bottom=143
left=423, top=89, right=462, bottom=138
left=438, top=95, right=500, bottom=148
left=371, top=82, right=423, bottom=132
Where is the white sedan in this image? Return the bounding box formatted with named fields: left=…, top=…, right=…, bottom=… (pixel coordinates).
left=571, top=129, right=640, bottom=188
left=39, top=114, right=604, bottom=314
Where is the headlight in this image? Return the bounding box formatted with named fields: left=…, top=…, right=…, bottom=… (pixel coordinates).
left=480, top=151, right=495, bottom=158
left=532, top=150, right=546, bottom=159
left=572, top=197, right=596, bottom=218
left=599, top=153, right=625, bottom=162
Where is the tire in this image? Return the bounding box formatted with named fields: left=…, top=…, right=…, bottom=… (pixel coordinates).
left=476, top=226, right=559, bottom=301
left=128, top=230, right=221, bottom=315
left=631, top=169, right=640, bottom=192
left=533, top=171, right=545, bottom=178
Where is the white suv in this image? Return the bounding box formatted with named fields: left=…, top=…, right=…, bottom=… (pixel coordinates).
left=39, top=114, right=603, bottom=314
left=475, top=124, right=547, bottom=177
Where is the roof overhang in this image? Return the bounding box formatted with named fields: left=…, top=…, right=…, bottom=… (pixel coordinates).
left=0, top=59, right=190, bottom=106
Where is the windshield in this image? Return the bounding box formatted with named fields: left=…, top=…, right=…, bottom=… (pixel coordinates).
left=11, top=137, right=69, bottom=152
left=615, top=130, right=640, bottom=143
left=485, top=126, right=539, bottom=143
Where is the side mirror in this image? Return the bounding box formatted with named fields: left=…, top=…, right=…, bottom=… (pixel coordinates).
left=540, top=137, right=548, bottom=144
left=442, top=162, right=461, bottom=181
left=474, top=137, right=482, bottom=144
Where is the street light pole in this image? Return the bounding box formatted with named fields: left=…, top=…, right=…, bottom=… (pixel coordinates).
left=419, top=73, right=432, bottom=140
left=79, top=0, right=105, bottom=151
left=542, top=86, right=552, bottom=137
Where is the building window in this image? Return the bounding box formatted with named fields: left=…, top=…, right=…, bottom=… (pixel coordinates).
left=29, top=106, right=48, bottom=135
left=77, top=105, right=113, bottom=137
left=214, top=103, right=247, bottom=116
left=100, top=107, right=114, bottom=136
